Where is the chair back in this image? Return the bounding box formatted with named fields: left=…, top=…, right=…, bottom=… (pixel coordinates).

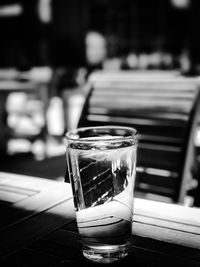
left=78, top=71, right=200, bottom=203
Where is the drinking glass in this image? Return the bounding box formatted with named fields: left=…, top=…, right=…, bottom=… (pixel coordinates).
left=65, top=126, right=137, bottom=264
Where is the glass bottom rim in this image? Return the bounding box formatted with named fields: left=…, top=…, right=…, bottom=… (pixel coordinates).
left=82, top=242, right=131, bottom=264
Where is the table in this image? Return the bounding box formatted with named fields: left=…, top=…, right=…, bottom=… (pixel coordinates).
left=0, top=80, right=49, bottom=156
left=1, top=171, right=200, bottom=266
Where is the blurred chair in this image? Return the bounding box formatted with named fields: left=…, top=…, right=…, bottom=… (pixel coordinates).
left=76, top=70, right=200, bottom=205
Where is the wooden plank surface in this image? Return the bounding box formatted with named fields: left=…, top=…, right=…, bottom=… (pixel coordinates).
left=1, top=172, right=200, bottom=266
left=0, top=172, right=72, bottom=230
left=89, top=70, right=200, bottom=85
left=0, top=197, right=74, bottom=258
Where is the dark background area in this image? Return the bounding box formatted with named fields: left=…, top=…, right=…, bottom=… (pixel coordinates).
left=0, top=0, right=200, bottom=72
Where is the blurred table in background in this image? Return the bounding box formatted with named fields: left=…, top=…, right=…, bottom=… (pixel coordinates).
left=0, top=67, right=52, bottom=157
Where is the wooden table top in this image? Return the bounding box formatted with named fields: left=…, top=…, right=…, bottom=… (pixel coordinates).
left=1, top=171, right=200, bottom=267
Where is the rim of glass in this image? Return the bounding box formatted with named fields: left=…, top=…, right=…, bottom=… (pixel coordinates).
left=65, top=126, right=137, bottom=142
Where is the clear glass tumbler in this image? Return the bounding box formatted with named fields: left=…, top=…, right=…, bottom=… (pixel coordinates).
left=65, top=126, right=137, bottom=264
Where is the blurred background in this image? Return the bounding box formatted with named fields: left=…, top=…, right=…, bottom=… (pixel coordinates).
left=1, top=0, right=200, bottom=204
left=1, top=0, right=200, bottom=72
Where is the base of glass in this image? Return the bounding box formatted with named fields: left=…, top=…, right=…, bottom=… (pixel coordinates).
left=82, top=243, right=131, bottom=264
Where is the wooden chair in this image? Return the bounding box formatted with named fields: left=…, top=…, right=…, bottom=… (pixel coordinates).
left=77, top=71, right=200, bottom=204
